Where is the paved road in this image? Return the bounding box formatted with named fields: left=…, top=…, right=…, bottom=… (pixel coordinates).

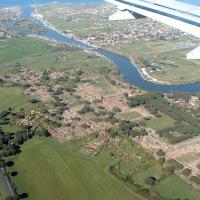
left=0, top=167, right=14, bottom=198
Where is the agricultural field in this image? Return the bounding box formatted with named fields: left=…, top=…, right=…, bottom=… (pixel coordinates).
left=8, top=137, right=147, bottom=200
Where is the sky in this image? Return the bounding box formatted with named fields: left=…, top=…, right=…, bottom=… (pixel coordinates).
left=0, top=0, right=199, bottom=8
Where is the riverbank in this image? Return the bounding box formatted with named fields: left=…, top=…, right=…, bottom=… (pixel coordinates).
left=7, top=2, right=200, bottom=93
left=31, top=7, right=96, bottom=48
left=33, top=3, right=200, bottom=86
left=130, top=59, right=171, bottom=85
left=31, top=7, right=172, bottom=86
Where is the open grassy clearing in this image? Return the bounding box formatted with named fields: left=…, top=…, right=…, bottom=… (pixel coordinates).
left=152, top=175, right=200, bottom=200
left=151, top=49, right=200, bottom=83
left=0, top=85, right=31, bottom=112
left=22, top=50, right=113, bottom=71
left=9, top=137, right=148, bottom=200
left=90, top=75, right=113, bottom=91
left=144, top=114, right=175, bottom=131
left=121, top=111, right=142, bottom=121
left=0, top=37, right=55, bottom=67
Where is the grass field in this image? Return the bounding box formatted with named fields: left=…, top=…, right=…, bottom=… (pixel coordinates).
left=0, top=37, right=55, bottom=67
left=0, top=85, right=31, bottom=111
left=121, top=111, right=142, bottom=121
left=144, top=114, right=175, bottom=131
left=152, top=175, right=200, bottom=200
left=9, top=137, right=148, bottom=200
left=22, top=50, right=113, bottom=71
left=0, top=37, right=113, bottom=74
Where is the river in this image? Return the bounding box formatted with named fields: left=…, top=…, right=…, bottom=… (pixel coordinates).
left=2, top=0, right=200, bottom=93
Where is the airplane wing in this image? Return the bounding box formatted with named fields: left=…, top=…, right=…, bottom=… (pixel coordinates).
left=105, top=0, right=200, bottom=59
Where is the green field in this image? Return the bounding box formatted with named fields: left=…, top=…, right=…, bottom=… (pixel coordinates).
left=22, top=50, right=113, bottom=71
left=144, top=114, right=175, bottom=131
left=0, top=37, right=113, bottom=74
left=121, top=111, right=142, bottom=121
left=9, top=137, right=148, bottom=200
left=0, top=85, right=30, bottom=111
left=152, top=175, right=200, bottom=200
left=0, top=37, right=55, bottom=66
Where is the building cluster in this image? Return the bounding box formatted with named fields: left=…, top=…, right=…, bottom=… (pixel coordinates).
left=42, top=3, right=114, bottom=16
left=39, top=3, right=184, bottom=48
left=0, top=7, right=22, bottom=38
left=86, top=19, right=182, bottom=47
left=0, top=7, right=21, bottom=20
left=0, top=31, right=11, bottom=39
left=165, top=95, right=200, bottom=110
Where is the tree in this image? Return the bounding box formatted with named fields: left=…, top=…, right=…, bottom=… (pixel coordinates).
left=112, top=107, right=122, bottom=113
left=29, top=99, right=41, bottom=104
left=156, top=149, right=165, bottom=157
left=182, top=168, right=192, bottom=177
left=0, top=159, right=5, bottom=167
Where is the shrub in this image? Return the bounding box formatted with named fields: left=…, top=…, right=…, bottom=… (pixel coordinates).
left=144, top=177, right=156, bottom=186
left=182, top=168, right=192, bottom=177
left=166, top=159, right=184, bottom=170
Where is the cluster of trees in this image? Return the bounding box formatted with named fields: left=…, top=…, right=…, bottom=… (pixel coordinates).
left=128, top=92, right=194, bottom=124
left=109, top=164, right=135, bottom=183
left=107, top=120, right=147, bottom=138
left=0, top=109, right=49, bottom=157
left=127, top=92, right=200, bottom=143
left=78, top=105, right=94, bottom=114
left=109, top=165, right=170, bottom=200
left=0, top=159, right=29, bottom=200
left=182, top=168, right=192, bottom=177
left=190, top=176, right=200, bottom=185
left=166, top=159, right=184, bottom=171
